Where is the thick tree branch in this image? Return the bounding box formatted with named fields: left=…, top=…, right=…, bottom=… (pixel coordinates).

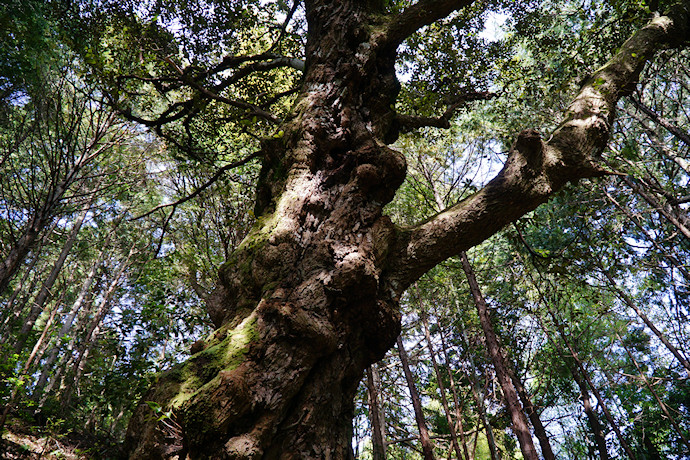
left=382, top=0, right=476, bottom=49
left=384, top=9, right=690, bottom=292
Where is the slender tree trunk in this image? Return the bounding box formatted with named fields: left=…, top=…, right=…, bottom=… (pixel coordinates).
left=419, top=299, right=466, bottom=460
left=543, top=303, right=637, bottom=460
left=573, top=359, right=611, bottom=460
left=469, top=427, right=478, bottom=460
left=33, top=258, right=101, bottom=399
left=473, top=379, right=500, bottom=460
left=0, top=214, right=52, bottom=295
left=37, top=289, right=94, bottom=410
left=0, top=174, right=73, bottom=295
left=365, top=365, right=387, bottom=460
left=0, top=261, right=41, bottom=344
left=507, top=365, right=556, bottom=460
left=0, top=219, right=58, bottom=341
left=397, top=336, right=436, bottom=460
left=60, top=247, right=133, bottom=409
left=459, top=327, right=500, bottom=460
left=602, top=269, right=690, bottom=373
left=0, top=251, right=40, bottom=333
left=526, top=287, right=611, bottom=460
left=34, top=209, right=125, bottom=399
left=619, top=334, right=690, bottom=454
left=459, top=252, right=539, bottom=460
left=0, top=291, right=63, bottom=430
left=13, top=199, right=92, bottom=354
left=437, top=320, right=472, bottom=460
left=61, top=325, right=97, bottom=410
left=0, top=102, right=113, bottom=296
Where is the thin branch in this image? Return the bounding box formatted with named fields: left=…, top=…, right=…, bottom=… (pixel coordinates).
left=118, top=55, right=304, bottom=128
left=154, top=207, right=176, bottom=258
left=183, top=78, right=280, bottom=124
left=206, top=56, right=304, bottom=94
left=270, top=0, right=301, bottom=51
left=206, top=52, right=278, bottom=77
left=628, top=95, right=690, bottom=146
left=259, top=87, right=300, bottom=109
left=131, top=151, right=262, bottom=221
left=512, top=223, right=548, bottom=260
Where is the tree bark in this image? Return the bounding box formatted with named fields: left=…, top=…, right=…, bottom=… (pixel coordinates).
left=460, top=252, right=539, bottom=460
left=124, top=4, right=690, bottom=458
left=507, top=364, right=556, bottom=460
left=436, top=322, right=472, bottom=460
left=419, top=299, right=466, bottom=460
left=397, top=336, right=436, bottom=460
left=365, top=365, right=387, bottom=460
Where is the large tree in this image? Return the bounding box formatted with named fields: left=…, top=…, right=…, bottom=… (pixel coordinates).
left=114, top=1, right=690, bottom=457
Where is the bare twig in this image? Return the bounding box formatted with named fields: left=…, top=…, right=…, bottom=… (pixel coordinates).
left=131, top=151, right=262, bottom=221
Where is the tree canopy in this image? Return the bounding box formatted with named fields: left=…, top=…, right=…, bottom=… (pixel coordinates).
left=1, top=0, right=689, bottom=458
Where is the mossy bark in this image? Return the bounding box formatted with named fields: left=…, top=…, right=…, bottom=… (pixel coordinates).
left=126, top=2, right=406, bottom=458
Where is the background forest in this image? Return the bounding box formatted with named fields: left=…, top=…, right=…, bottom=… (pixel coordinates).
left=1, top=0, right=688, bottom=458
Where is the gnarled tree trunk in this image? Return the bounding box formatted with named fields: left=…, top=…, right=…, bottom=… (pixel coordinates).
left=124, top=2, right=690, bottom=458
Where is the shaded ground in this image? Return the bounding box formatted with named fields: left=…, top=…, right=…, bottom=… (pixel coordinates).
left=0, top=417, right=122, bottom=459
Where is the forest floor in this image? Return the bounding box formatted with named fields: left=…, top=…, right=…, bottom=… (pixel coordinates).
left=0, top=416, right=118, bottom=459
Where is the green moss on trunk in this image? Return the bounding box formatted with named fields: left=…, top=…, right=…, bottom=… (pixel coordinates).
left=146, top=314, right=260, bottom=415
